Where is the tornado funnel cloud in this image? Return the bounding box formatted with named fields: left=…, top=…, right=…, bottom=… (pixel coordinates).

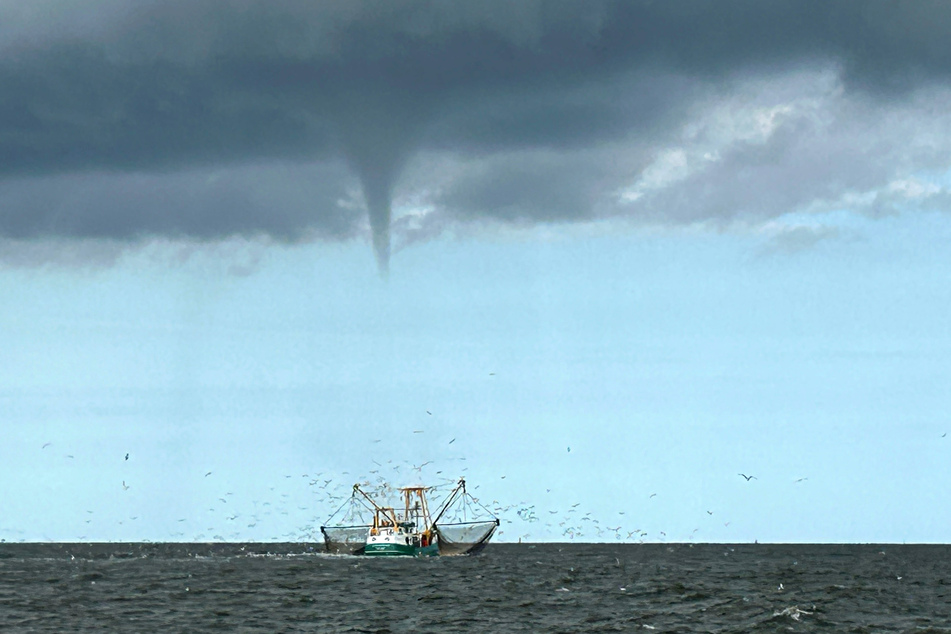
left=362, top=177, right=392, bottom=275
left=338, top=100, right=422, bottom=274
left=348, top=146, right=405, bottom=276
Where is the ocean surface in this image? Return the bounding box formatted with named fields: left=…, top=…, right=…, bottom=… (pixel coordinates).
left=1, top=542, right=949, bottom=632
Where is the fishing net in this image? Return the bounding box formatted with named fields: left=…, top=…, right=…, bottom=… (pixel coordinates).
left=320, top=489, right=375, bottom=554
left=320, top=525, right=370, bottom=555
left=435, top=520, right=499, bottom=556
left=432, top=479, right=500, bottom=556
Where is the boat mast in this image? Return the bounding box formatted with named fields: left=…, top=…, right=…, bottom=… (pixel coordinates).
left=400, top=486, right=432, bottom=531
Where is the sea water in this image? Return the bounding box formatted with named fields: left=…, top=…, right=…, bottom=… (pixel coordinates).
left=1, top=542, right=949, bottom=632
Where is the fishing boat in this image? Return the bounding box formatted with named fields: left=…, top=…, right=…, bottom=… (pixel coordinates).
left=321, top=477, right=499, bottom=557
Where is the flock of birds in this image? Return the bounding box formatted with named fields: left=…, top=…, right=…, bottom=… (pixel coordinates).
left=17, top=410, right=844, bottom=547
left=31, top=358, right=930, bottom=546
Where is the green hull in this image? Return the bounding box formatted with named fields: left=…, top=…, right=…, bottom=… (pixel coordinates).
left=416, top=543, right=439, bottom=557
left=363, top=542, right=440, bottom=557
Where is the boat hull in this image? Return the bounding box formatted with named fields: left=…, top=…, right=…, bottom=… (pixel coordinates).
left=363, top=542, right=439, bottom=557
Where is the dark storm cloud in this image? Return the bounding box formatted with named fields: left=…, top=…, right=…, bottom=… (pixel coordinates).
left=2, top=1, right=951, bottom=268
left=0, top=162, right=359, bottom=241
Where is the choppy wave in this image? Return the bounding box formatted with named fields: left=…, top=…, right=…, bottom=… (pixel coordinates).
left=1, top=543, right=950, bottom=632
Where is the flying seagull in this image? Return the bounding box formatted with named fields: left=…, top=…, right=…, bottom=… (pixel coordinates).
left=122, top=481, right=130, bottom=490
left=426, top=411, right=432, bottom=415
left=42, top=442, right=52, bottom=449
left=738, top=473, right=757, bottom=481
left=125, top=453, right=129, bottom=461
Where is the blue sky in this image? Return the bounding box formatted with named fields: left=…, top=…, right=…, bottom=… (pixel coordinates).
left=3, top=1, right=951, bottom=543
left=5, top=209, right=950, bottom=543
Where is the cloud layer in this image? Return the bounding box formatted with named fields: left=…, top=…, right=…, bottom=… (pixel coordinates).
left=3, top=1, right=951, bottom=269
